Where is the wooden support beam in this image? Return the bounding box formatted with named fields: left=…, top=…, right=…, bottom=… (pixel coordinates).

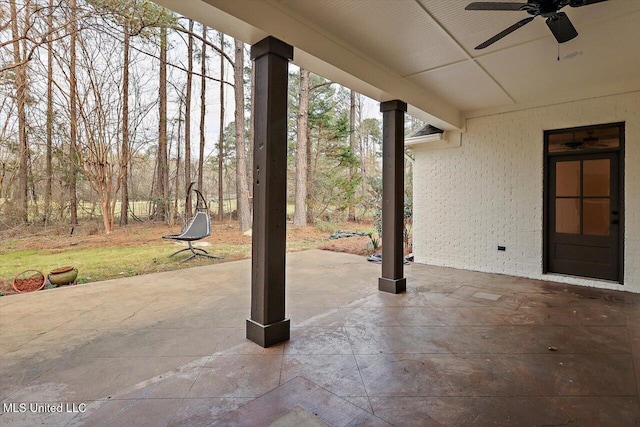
left=379, top=100, right=407, bottom=294
left=246, top=36, right=293, bottom=347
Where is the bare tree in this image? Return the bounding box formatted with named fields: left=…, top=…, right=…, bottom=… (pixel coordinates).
left=0, top=81, right=14, bottom=202
left=179, top=29, right=247, bottom=228
left=184, top=18, right=193, bottom=216
left=356, top=94, right=367, bottom=197
left=154, top=24, right=168, bottom=221
left=72, top=28, right=127, bottom=233
left=233, top=38, right=250, bottom=231
left=347, top=88, right=356, bottom=222
left=173, top=95, right=182, bottom=222
left=293, top=68, right=310, bottom=226
left=69, top=0, right=79, bottom=225
left=217, top=31, right=224, bottom=221
left=1, top=0, right=78, bottom=74
left=197, top=24, right=206, bottom=192
left=44, top=0, right=54, bottom=224
left=119, top=19, right=129, bottom=225
left=83, top=0, right=176, bottom=226
left=9, top=0, right=29, bottom=223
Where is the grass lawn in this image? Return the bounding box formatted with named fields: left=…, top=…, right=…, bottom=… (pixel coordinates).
left=0, top=243, right=250, bottom=285
left=0, top=220, right=374, bottom=295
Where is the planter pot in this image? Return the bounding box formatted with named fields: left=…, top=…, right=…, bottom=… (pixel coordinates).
left=48, top=266, right=78, bottom=286
left=13, top=270, right=46, bottom=293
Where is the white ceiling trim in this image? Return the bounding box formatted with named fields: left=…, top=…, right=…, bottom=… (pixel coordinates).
left=464, top=88, right=640, bottom=120
left=402, top=58, right=469, bottom=78
left=413, top=0, right=516, bottom=105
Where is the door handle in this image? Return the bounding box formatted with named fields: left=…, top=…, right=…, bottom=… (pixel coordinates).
left=611, top=219, right=619, bottom=224
left=611, top=210, right=618, bottom=215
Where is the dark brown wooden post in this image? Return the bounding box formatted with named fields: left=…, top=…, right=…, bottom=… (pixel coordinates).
left=379, top=100, right=407, bottom=294
left=246, top=36, right=293, bottom=347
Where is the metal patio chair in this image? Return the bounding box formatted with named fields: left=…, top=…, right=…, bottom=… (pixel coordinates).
left=162, top=183, right=223, bottom=262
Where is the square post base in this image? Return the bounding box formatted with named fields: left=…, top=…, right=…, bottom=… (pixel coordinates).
left=246, top=318, right=290, bottom=348
left=378, top=277, right=406, bottom=294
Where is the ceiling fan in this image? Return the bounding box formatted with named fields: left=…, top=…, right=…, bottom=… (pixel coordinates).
left=564, top=131, right=608, bottom=150
left=465, top=0, right=608, bottom=50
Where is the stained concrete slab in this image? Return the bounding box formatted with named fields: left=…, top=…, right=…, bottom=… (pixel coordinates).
left=269, top=406, right=330, bottom=427
left=1, top=250, right=639, bottom=426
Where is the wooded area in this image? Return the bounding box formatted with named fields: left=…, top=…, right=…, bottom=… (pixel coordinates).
left=0, top=0, right=402, bottom=236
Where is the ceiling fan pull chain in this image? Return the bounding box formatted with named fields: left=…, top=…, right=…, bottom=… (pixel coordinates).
left=557, top=43, right=560, bottom=61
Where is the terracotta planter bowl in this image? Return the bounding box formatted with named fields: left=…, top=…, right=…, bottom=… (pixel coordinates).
left=12, top=270, right=46, bottom=293
left=48, top=266, right=78, bottom=286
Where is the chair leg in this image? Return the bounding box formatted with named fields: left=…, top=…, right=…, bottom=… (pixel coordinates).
left=176, top=242, right=224, bottom=262
left=168, top=247, right=192, bottom=257
left=182, top=253, right=197, bottom=263
left=191, top=248, right=223, bottom=259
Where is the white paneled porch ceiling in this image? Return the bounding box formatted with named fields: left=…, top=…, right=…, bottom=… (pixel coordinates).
left=155, top=0, right=640, bottom=130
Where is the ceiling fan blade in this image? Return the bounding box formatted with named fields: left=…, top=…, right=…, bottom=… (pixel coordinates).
left=546, top=12, right=578, bottom=44
left=465, top=2, right=526, bottom=11
left=570, top=0, right=608, bottom=7
left=475, top=17, right=534, bottom=49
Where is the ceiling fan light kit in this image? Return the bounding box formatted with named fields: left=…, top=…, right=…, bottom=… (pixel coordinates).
left=465, top=0, right=608, bottom=49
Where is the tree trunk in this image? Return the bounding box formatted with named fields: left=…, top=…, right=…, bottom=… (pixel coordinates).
left=119, top=23, right=130, bottom=225
left=155, top=25, right=168, bottom=222
left=197, top=25, right=207, bottom=192
left=44, top=0, right=53, bottom=225
left=347, top=89, right=356, bottom=222
left=21, top=2, right=36, bottom=221
left=101, top=199, right=112, bottom=234
left=69, top=0, right=79, bottom=226
left=184, top=19, right=194, bottom=217
left=27, top=146, right=38, bottom=220
left=10, top=0, right=28, bottom=224
left=234, top=39, right=251, bottom=231
left=293, top=68, right=310, bottom=227
left=359, top=100, right=367, bottom=197
left=217, top=32, right=225, bottom=221
left=174, top=97, right=182, bottom=223
left=306, top=134, right=313, bottom=225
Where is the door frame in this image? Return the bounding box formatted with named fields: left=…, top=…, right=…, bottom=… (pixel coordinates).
left=542, top=122, right=625, bottom=284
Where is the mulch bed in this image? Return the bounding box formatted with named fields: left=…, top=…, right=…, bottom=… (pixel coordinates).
left=0, top=278, right=15, bottom=296
left=318, top=236, right=373, bottom=256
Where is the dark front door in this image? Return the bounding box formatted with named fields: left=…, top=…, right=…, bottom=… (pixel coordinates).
left=547, top=152, right=620, bottom=281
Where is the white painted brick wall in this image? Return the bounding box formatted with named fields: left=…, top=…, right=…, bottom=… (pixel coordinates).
left=413, top=91, right=640, bottom=293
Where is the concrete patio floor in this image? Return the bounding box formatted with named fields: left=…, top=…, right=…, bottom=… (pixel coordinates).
left=1, top=249, right=639, bottom=426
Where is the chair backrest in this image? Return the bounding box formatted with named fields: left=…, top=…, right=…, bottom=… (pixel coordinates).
left=181, top=211, right=211, bottom=240
left=180, top=183, right=211, bottom=239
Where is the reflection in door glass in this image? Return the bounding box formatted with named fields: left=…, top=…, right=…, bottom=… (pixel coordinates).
left=583, top=199, right=610, bottom=236
left=556, top=161, right=581, bottom=197
left=556, top=198, right=580, bottom=234
left=547, top=128, right=620, bottom=153
left=583, top=159, right=610, bottom=197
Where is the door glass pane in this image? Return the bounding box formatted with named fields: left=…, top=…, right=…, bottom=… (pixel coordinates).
left=583, top=159, right=610, bottom=196
left=556, top=198, right=580, bottom=234
left=583, top=199, right=610, bottom=236
left=556, top=161, right=580, bottom=197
